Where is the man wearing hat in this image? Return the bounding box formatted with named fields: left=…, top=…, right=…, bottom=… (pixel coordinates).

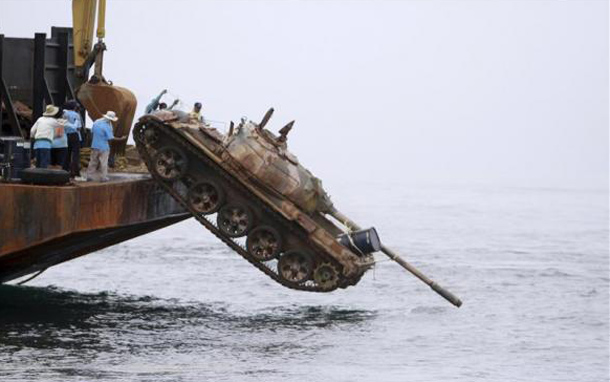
left=86, top=111, right=125, bottom=182
left=30, top=105, right=66, bottom=168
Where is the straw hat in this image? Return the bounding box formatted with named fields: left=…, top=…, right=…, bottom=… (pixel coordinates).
left=102, top=111, right=118, bottom=122
left=42, top=105, right=59, bottom=117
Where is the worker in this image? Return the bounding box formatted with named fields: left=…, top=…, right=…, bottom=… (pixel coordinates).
left=86, top=111, right=126, bottom=182
left=63, top=100, right=84, bottom=178
left=51, top=107, right=69, bottom=170
left=144, top=90, right=179, bottom=114
left=145, top=89, right=167, bottom=114
left=189, top=102, right=204, bottom=123
left=30, top=105, right=65, bottom=169
left=168, top=98, right=180, bottom=110
left=74, top=102, right=89, bottom=146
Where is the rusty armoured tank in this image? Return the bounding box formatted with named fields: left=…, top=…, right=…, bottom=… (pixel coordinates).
left=133, top=108, right=377, bottom=292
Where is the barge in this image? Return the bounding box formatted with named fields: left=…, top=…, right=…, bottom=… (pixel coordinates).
left=0, top=27, right=189, bottom=283
left=0, top=174, right=188, bottom=283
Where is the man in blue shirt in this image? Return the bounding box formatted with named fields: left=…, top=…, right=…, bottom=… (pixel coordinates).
left=86, top=111, right=126, bottom=182
left=63, top=100, right=84, bottom=178
left=145, top=89, right=179, bottom=114
left=145, top=89, right=167, bottom=114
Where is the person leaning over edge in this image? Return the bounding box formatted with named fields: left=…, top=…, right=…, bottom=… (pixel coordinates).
left=30, top=104, right=66, bottom=169
left=86, top=111, right=127, bottom=182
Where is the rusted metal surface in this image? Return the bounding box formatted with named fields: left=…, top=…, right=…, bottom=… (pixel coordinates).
left=0, top=212, right=188, bottom=284
left=0, top=174, right=187, bottom=259
left=225, top=122, right=333, bottom=214
left=181, top=119, right=363, bottom=273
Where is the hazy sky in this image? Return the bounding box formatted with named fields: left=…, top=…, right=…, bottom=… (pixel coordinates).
left=1, top=0, right=608, bottom=190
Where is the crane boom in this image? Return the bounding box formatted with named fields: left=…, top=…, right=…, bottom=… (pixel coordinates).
left=71, top=0, right=137, bottom=157
left=72, top=0, right=97, bottom=69
left=96, top=0, right=107, bottom=39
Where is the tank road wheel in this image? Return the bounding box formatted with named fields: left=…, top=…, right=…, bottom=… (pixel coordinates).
left=313, top=262, right=340, bottom=290
left=188, top=181, right=224, bottom=215
left=277, top=251, right=313, bottom=284
left=217, top=204, right=254, bottom=238
left=152, top=146, right=188, bottom=181
left=133, top=124, right=145, bottom=143
left=143, top=126, right=159, bottom=145
left=246, top=226, right=282, bottom=261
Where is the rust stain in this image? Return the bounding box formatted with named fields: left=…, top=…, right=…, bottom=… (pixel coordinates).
left=0, top=178, right=177, bottom=257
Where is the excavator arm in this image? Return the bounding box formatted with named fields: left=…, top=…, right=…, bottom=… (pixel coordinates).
left=72, top=0, right=97, bottom=69
left=72, top=0, right=136, bottom=155
left=72, top=0, right=108, bottom=83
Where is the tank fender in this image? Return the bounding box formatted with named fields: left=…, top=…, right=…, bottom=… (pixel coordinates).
left=280, top=201, right=358, bottom=276
left=313, top=234, right=359, bottom=276
left=280, top=201, right=317, bottom=232
left=279, top=201, right=300, bottom=221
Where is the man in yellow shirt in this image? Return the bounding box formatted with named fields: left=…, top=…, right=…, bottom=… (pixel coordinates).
left=189, top=102, right=204, bottom=123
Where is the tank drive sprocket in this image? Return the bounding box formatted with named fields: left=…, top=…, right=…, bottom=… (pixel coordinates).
left=313, top=262, right=340, bottom=290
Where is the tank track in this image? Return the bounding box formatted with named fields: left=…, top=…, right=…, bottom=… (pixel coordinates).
left=133, top=120, right=364, bottom=292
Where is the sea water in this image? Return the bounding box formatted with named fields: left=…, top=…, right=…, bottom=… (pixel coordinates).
left=0, top=182, right=608, bottom=382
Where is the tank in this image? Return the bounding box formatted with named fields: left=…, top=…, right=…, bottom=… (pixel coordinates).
left=133, top=108, right=375, bottom=292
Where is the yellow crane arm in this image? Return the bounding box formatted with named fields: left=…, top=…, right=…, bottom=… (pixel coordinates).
left=72, top=0, right=108, bottom=82
left=72, top=0, right=98, bottom=68
left=96, top=0, right=106, bottom=39
left=72, top=0, right=137, bottom=159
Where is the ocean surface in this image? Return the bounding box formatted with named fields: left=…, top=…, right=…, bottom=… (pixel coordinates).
left=1, top=183, right=608, bottom=382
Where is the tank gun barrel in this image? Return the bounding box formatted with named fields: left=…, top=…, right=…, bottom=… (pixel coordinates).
left=329, top=208, right=463, bottom=307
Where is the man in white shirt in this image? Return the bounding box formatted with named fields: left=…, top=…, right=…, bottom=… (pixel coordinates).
left=30, top=105, right=65, bottom=168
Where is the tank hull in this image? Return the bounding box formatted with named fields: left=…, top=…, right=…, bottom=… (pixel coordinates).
left=134, top=117, right=374, bottom=292
left=0, top=173, right=190, bottom=283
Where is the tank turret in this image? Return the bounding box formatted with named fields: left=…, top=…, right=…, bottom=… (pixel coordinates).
left=224, top=119, right=333, bottom=214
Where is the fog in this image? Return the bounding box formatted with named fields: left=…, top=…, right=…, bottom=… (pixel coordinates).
left=1, top=0, right=608, bottom=190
